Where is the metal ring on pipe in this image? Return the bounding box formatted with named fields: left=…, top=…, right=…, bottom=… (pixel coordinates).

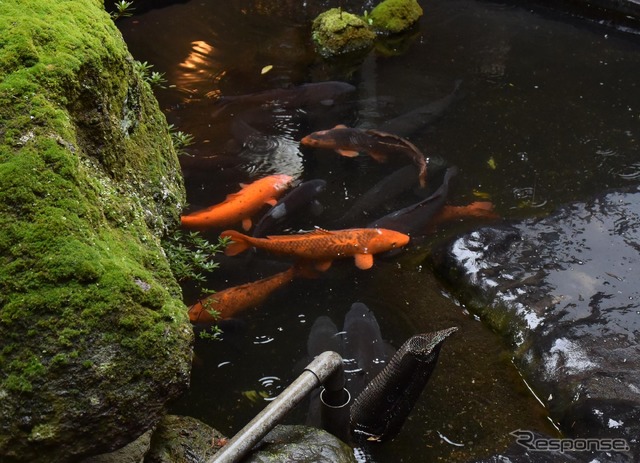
left=319, top=387, right=351, bottom=409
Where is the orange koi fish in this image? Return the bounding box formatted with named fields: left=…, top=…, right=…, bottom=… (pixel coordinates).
left=300, top=125, right=428, bottom=188
left=188, top=266, right=298, bottom=323
left=181, top=174, right=293, bottom=231
left=220, top=227, right=410, bottom=271
left=431, top=201, right=500, bottom=226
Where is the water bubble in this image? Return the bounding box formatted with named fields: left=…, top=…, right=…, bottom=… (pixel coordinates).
left=258, top=376, right=284, bottom=401
left=253, top=335, right=274, bottom=345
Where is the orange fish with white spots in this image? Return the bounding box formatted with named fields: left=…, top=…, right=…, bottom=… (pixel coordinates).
left=181, top=174, right=293, bottom=231
left=188, top=266, right=298, bottom=323
left=220, top=227, right=410, bottom=271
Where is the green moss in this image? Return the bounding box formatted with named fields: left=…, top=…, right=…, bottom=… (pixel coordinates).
left=0, top=0, right=192, bottom=460
left=368, top=0, right=423, bottom=35
left=311, top=8, right=376, bottom=58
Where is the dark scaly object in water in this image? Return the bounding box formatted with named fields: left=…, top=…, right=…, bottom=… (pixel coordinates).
left=252, top=179, right=327, bottom=237
left=350, top=327, right=458, bottom=443
left=367, top=166, right=458, bottom=236
left=379, top=79, right=463, bottom=138
left=300, top=125, right=429, bottom=188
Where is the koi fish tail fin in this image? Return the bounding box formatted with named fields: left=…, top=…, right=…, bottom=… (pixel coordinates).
left=220, top=230, right=251, bottom=256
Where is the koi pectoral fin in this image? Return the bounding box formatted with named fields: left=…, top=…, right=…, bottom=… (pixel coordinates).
left=337, top=149, right=360, bottom=158
left=355, top=253, right=374, bottom=270
left=242, top=218, right=253, bottom=231
left=314, top=260, right=333, bottom=272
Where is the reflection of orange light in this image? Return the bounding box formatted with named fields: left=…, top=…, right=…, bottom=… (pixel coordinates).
left=179, top=40, right=215, bottom=70
left=176, top=40, right=226, bottom=101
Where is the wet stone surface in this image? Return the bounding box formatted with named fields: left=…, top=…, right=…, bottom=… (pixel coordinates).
left=432, top=186, right=640, bottom=461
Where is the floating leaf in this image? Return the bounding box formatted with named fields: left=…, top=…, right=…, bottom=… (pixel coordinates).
left=487, top=157, right=497, bottom=170
left=261, top=65, right=273, bottom=75
left=472, top=189, right=492, bottom=199
left=242, top=390, right=260, bottom=402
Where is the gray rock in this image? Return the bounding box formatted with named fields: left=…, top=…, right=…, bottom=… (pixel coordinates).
left=245, top=425, right=356, bottom=463
left=432, top=186, right=640, bottom=461
left=145, top=415, right=226, bottom=463
left=80, top=430, right=153, bottom=463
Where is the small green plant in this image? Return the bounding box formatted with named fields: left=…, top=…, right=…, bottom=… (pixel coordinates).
left=110, top=0, right=135, bottom=21
left=169, top=124, right=196, bottom=156
left=162, top=231, right=229, bottom=284
left=133, top=61, right=168, bottom=88
left=133, top=60, right=154, bottom=80
left=191, top=293, right=223, bottom=340
left=163, top=232, right=229, bottom=340
left=148, top=71, right=167, bottom=89
left=199, top=325, right=222, bottom=340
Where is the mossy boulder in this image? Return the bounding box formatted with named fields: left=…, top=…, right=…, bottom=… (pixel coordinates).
left=311, top=8, right=376, bottom=58
left=368, top=0, right=424, bottom=35
left=0, top=1, right=192, bottom=462
left=245, top=425, right=356, bottom=463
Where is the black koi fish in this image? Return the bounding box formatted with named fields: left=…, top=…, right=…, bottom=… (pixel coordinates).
left=379, top=79, right=463, bottom=137
left=336, top=164, right=421, bottom=227
left=367, top=166, right=458, bottom=236
left=252, top=179, right=327, bottom=237
left=342, top=302, right=396, bottom=399
left=213, top=81, right=357, bottom=116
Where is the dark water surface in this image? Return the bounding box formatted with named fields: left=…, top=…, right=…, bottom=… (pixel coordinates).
left=118, top=1, right=640, bottom=461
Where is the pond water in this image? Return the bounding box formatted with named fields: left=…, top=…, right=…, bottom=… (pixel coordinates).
left=117, top=1, right=640, bottom=461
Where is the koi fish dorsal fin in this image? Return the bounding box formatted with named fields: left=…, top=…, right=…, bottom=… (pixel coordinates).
left=366, top=129, right=422, bottom=152
left=310, top=226, right=334, bottom=235
left=222, top=190, right=244, bottom=203
left=333, top=124, right=349, bottom=129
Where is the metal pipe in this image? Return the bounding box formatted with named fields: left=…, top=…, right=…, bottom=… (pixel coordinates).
left=208, top=351, right=344, bottom=463
left=319, top=359, right=351, bottom=444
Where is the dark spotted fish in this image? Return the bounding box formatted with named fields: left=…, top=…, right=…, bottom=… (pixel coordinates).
left=300, top=125, right=429, bottom=188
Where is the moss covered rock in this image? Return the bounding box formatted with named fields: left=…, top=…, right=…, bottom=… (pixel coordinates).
left=312, top=8, right=376, bottom=58
left=0, top=1, right=192, bottom=462
left=368, top=0, right=424, bottom=35
left=145, top=415, right=226, bottom=463
left=245, top=425, right=356, bottom=463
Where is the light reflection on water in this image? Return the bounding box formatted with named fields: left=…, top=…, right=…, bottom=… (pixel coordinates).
left=117, top=0, right=640, bottom=461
